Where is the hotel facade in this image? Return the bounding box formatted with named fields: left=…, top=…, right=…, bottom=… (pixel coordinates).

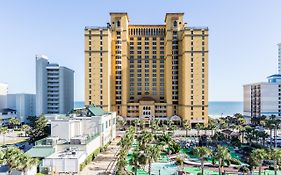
left=85, top=13, right=209, bottom=125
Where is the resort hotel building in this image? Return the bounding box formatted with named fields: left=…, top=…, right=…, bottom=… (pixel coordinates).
left=36, top=55, right=74, bottom=116
left=84, top=12, right=209, bottom=126
left=244, top=44, right=281, bottom=118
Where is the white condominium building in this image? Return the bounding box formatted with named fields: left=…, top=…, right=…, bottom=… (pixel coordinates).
left=7, top=93, right=36, bottom=123
left=244, top=44, right=281, bottom=118
left=0, top=83, right=8, bottom=110
left=36, top=55, right=74, bottom=116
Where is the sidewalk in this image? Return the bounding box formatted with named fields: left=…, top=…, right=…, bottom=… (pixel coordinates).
left=80, top=137, right=121, bottom=175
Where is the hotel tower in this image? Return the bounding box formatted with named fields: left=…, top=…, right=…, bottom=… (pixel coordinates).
left=85, top=13, right=208, bottom=126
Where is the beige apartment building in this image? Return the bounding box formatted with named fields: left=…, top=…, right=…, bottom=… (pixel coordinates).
left=84, top=12, right=208, bottom=126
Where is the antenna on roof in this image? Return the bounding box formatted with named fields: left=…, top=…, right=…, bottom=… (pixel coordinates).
left=277, top=43, right=281, bottom=74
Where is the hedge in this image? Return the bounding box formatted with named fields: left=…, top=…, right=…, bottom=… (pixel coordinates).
left=79, top=141, right=112, bottom=171
left=80, top=147, right=101, bottom=171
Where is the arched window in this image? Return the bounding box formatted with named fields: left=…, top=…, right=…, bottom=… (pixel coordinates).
left=173, top=21, right=177, bottom=27
left=117, top=20, right=120, bottom=27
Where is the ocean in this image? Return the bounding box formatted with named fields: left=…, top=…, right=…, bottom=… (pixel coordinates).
left=74, top=101, right=243, bottom=118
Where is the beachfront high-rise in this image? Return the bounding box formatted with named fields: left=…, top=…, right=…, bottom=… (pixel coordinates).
left=244, top=44, right=281, bottom=118
left=36, top=55, right=74, bottom=115
left=0, top=83, right=8, bottom=110
left=85, top=13, right=209, bottom=125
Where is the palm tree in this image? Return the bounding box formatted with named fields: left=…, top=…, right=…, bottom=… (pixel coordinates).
left=195, top=123, right=204, bottom=137
left=207, top=117, right=217, bottom=136
left=0, top=149, right=5, bottom=164
left=21, top=124, right=30, bottom=137
left=170, top=125, right=177, bottom=136
left=9, top=117, right=20, bottom=129
left=17, top=154, right=39, bottom=174
left=193, top=146, right=211, bottom=175
left=137, top=131, right=154, bottom=150
left=269, top=148, right=281, bottom=175
left=145, top=145, right=161, bottom=175
left=167, top=120, right=173, bottom=128
left=116, top=150, right=128, bottom=175
left=140, top=120, right=145, bottom=130
left=3, top=147, right=38, bottom=172
left=213, top=145, right=231, bottom=175
left=0, top=126, right=8, bottom=145
left=161, top=124, right=168, bottom=134
left=150, top=120, right=159, bottom=134
left=265, top=117, right=275, bottom=148
left=183, top=120, right=191, bottom=137
left=245, top=126, right=255, bottom=145
left=234, top=124, right=245, bottom=143
left=218, top=118, right=227, bottom=129
left=250, top=149, right=266, bottom=175
left=130, top=150, right=141, bottom=175
left=273, top=118, right=281, bottom=148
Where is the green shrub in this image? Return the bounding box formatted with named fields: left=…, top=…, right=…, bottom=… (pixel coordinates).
left=230, top=158, right=241, bottom=165
left=169, top=141, right=181, bottom=154
left=79, top=147, right=101, bottom=171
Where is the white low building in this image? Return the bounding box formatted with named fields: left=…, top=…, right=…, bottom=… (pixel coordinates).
left=42, top=150, right=87, bottom=173
left=27, top=105, right=116, bottom=174
left=0, top=108, right=17, bottom=124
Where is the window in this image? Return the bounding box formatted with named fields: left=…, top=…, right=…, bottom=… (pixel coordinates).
left=117, top=21, right=120, bottom=27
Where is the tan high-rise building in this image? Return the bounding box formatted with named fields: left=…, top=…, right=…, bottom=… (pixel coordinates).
left=85, top=12, right=208, bottom=126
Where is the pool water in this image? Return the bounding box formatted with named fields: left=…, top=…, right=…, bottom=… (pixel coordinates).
left=127, top=162, right=178, bottom=175
left=150, top=162, right=179, bottom=175
left=184, top=167, right=219, bottom=175
left=159, top=153, right=170, bottom=163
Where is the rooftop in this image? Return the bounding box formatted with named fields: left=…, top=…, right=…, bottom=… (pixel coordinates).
left=0, top=108, right=16, bottom=113
left=88, top=105, right=105, bottom=116
left=267, top=74, right=281, bottom=78
left=164, top=12, right=184, bottom=22
left=26, top=147, right=55, bottom=158
left=47, top=149, right=86, bottom=159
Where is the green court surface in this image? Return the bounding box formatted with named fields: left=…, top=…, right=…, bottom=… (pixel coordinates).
left=159, top=153, right=170, bottom=162
left=184, top=167, right=219, bottom=175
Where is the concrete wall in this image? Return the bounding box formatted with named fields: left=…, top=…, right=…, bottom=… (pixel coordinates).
left=36, top=56, right=49, bottom=116
left=243, top=84, right=251, bottom=116
left=43, top=153, right=86, bottom=173
left=59, top=67, right=74, bottom=114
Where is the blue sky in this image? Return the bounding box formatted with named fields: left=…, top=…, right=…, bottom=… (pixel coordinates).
left=0, top=0, right=280, bottom=101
